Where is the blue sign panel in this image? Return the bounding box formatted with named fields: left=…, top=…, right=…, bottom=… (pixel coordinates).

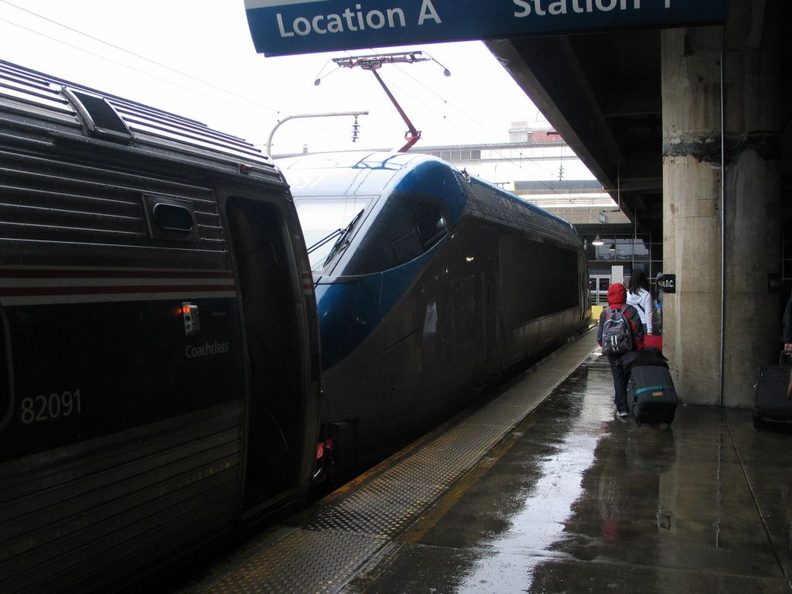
left=245, top=0, right=729, bottom=57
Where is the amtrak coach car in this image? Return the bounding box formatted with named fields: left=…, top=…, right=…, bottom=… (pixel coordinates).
left=0, top=61, right=321, bottom=593
left=279, top=152, right=590, bottom=473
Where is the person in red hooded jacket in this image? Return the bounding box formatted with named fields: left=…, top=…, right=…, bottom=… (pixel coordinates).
left=597, top=283, right=645, bottom=418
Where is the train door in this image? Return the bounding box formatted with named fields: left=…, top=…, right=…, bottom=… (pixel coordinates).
left=225, top=197, right=303, bottom=511
left=0, top=307, right=10, bottom=436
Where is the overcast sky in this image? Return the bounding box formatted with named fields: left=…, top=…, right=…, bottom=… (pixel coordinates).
left=0, top=0, right=550, bottom=155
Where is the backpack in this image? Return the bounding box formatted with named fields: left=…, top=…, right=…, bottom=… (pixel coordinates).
left=601, top=307, right=633, bottom=355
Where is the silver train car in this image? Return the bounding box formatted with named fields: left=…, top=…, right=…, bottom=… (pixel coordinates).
left=279, top=151, right=590, bottom=475
left=0, top=60, right=322, bottom=593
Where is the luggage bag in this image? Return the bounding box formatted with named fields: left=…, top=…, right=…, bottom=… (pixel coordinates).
left=627, top=365, right=678, bottom=425
left=753, top=355, right=792, bottom=430
left=644, top=334, right=663, bottom=350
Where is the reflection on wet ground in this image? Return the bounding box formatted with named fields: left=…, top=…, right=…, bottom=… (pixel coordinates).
left=346, top=354, right=792, bottom=594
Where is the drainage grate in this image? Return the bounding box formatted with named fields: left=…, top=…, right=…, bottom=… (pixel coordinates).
left=201, top=530, right=387, bottom=594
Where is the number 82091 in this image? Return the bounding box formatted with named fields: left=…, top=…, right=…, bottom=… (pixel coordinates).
left=20, top=390, right=82, bottom=424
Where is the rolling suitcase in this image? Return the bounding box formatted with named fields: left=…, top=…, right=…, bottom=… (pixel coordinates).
left=627, top=365, right=678, bottom=425
left=753, top=354, right=792, bottom=430
left=644, top=334, right=663, bottom=350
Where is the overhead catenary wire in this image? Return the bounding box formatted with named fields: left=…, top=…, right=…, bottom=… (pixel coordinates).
left=333, top=60, right=596, bottom=198
left=360, top=57, right=569, bottom=189
left=0, top=1, right=360, bottom=147
left=349, top=51, right=564, bottom=179
left=307, top=46, right=545, bottom=158
left=0, top=0, right=282, bottom=116
left=0, top=5, right=375, bottom=152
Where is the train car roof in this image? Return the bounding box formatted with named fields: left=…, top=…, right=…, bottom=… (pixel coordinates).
left=279, top=151, right=582, bottom=246
left=278, top=151, right=424, bottom=171
left=0, top=60, right=281, bottom=181
left=465, top=173, right=583, bottom=246
left=277, top=151, right=432, bottom=196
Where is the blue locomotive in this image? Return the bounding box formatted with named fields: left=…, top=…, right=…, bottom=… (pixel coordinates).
left=279, top=151, right=590, bottom=474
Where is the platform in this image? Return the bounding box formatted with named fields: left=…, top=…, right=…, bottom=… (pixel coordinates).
left=176, top=330, right=792, bottom=593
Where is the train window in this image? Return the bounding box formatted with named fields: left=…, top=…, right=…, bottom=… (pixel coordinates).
left=413, top=203, right=448, bottom=249
left=390, top=230, right=422, bottom=263
left=294, top=196, right=373, bottom=271
left=342, top=193, right=452, bottom=275
left=153, top=203, right=194, bottom=232
left=141, top=194, right=200, bottom=241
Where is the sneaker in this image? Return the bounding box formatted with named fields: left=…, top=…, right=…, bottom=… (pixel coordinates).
left=618, top=410, right=630, bottom=419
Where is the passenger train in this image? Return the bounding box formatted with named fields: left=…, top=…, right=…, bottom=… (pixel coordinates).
left=0, top=58, right=589, bottom=592
left=279, top=151, right=591, bottom=476
left=0, top=61, right=322, bottom=592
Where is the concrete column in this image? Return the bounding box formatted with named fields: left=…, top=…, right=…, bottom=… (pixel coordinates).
left=661, top=0, right=780, bottom=407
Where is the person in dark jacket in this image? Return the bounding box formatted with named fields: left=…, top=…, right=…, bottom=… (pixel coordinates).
left=597, top=283, right=645, bottom=418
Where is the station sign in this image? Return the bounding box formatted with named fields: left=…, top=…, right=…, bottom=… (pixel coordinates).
left=656, top=274, right=676, bottom=294
left=245, top=0, right=729, bottom=57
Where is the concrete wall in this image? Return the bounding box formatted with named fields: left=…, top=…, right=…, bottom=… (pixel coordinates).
left=661, top=0, right=782, bottom=407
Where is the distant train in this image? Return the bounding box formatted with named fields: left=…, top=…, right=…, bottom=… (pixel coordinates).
left=278, top=151, right=590, bottom=475
left=0, top=61, right=322, bottom=592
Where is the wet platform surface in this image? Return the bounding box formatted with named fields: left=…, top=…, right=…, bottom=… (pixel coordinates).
left=178, top=330, right=792, bottom=593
